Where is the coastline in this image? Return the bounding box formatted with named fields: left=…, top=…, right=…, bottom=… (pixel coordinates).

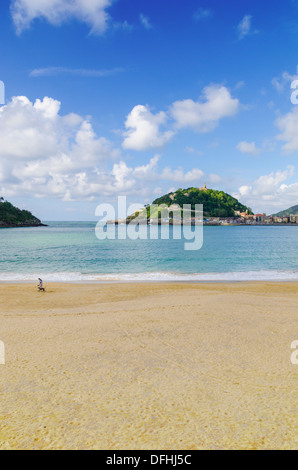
left=0, top=282, right=297, bottom=450
left=1, top=279, right=298, bottom=285
left=109, top=221, right=298, bottom=227
left=0, top=223, right=47, bottom=229
left=1, top=269, right=298, bottom=283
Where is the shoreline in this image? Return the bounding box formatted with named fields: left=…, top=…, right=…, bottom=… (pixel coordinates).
left=0, top=223, right=47, bottom=229
left=1, top=221, right=298, bottom=228
left=1, top=279, right=298, bottom=285
left=1, top=270, right=298, bottom=284
left=108, top=221, right=298, bottom=227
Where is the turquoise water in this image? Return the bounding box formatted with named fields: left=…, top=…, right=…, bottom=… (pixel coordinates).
left=1, top=222, right=298, bottom=281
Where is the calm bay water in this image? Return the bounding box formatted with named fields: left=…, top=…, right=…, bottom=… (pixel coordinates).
left=1, top=222, right=298, bottom=281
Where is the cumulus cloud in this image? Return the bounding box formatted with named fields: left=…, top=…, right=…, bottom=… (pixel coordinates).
left=252, top=167, right=294, bottom=195
left=170, top=85, right=239, bottom=132
left=276, top=107, right=298, bottom=153
left=110, top=156, right=160, bottom=192
left=0, top=95, right=127, bottom=200
left=133, top=155, right=159, bottom=178
left=122, top=84, right=241, bottom=151
left=237, top=141, right=261, bottom=155
left=161, top=167, right=204, bottom=183
left=11, top=0, right=113, bottom=35
left=122, top=105, right=174, bottom=151
left=0, top=95, right=208, bottom=201
left=0, top=96, right=66, bottom=160
left=233, top=166, right=296, bottom=213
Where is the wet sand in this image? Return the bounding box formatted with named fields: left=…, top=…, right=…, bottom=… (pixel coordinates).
left=0, top=282, right=297, bottom=450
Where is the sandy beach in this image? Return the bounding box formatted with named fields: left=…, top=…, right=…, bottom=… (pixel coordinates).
left=0, top=282, right=297, bottom=450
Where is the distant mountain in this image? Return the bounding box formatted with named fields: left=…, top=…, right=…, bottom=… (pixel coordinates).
left=272, top=205, right=298, bottom=217
left=0, top=198, right=46, bottom=228
left=151, top=186, right=253, bottom=218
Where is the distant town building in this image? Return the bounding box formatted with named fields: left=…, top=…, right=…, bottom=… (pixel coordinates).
left=254, top=213, right=266, bottom=223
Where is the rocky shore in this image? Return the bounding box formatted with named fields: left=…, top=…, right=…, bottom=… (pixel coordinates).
left=0, top=220, right=47, bottom=228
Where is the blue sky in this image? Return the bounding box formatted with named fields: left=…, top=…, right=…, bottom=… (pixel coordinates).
left=1, top=0, right=298, bottom=220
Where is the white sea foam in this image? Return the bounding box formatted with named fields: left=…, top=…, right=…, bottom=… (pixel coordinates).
left=0, top=270, right=298, bottom=282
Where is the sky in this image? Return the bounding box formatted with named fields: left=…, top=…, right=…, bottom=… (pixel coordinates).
left=1, top=0, right=298, bottom=220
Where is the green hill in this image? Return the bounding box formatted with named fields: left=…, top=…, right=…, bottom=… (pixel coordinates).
left=150, top=187, right=253, bottom=218
left=0, top=198, right=46, bottom=228
left=272, top=205, right=298, bottom=217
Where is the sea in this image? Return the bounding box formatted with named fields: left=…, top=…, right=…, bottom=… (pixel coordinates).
left=1, top=221, right=298, bottom=282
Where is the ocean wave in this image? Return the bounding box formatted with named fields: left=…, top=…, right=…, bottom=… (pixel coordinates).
left=1, top=270, right=298, bottom=282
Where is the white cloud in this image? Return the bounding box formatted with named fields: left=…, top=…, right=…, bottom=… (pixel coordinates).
left=161, top=167, right=204, bottom=183
left=238, top=15, right=251, bottom=39
left=276, top=107, right=298, bottom=153
left=139, top=13, right=152, bottom=30
left=0, top=96, right=65, bottom=160
left=237, top=15, right=258, bottom=40
left=122, top=85, right=240, bottom=151
left=272, top=70, right=298, bottom=93
left=0, top=95, right=128, bottom=200
left=108, top=157, right=206, bottom=195
left=0, top=95, right=208, bottom=201
left=122, top=105, right=174, bottom=151
left=237, top=185, right=252, bottom=198
left=133, top=155, right=160, bottom=178
left=170, top=85, right=239, bottom=132
left=252, top=167, right=294, bottom=195
left=233, top=166, right=296, bottom=213
left=11, top=0, right=113, bottom=35
left=30, top=67, right=124, bottom=78
left=110, top=156, right=160, bottom=192
left=237, top=141, right=261, bottom=155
